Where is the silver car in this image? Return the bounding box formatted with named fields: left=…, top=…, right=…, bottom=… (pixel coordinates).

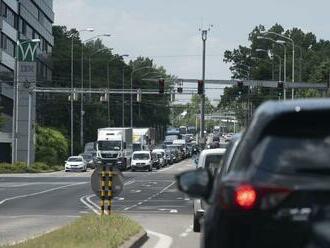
left=193, top=148, right=226, bottom=232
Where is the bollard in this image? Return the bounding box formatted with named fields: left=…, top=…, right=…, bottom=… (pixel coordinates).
left=99, top=164, right=113, bottom=215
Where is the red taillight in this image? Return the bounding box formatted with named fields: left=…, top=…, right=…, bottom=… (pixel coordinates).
left=235, top=185, right=257, bottom=209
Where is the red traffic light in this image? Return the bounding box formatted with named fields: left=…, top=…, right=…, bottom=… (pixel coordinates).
left=198, top=80, right=204, bottom=95
left=237, top=81, right=244, bottom=89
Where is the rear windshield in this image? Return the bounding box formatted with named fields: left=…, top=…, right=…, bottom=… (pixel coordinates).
left=252, top=135, right=330, bottom=174
left=204, top=154, right=223, bottom=175
left=133, top=153, right=150, bottom=160
left=68, top=157, right=82, bottom=162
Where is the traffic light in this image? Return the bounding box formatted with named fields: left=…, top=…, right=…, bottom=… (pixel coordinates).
left=177, top=86, right=183, bottom=94
left=159, top=79, right=165, bottom=94
left=198, top=80, right=204, bottom=95
left=137, top=89, right=142, bottom=102
left=277, top=81, right=284, bottom=97
left=237, top=81, right=243, bottom=96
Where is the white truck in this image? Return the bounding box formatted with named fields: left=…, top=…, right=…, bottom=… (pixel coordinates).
left=133, top=128, right=156, bottom=151
left=96, top=128, right=133, bottom=170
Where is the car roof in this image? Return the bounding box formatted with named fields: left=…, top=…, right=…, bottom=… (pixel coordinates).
left=200, top=148, right=226, bottom=156
left=133, top=151, right=150, bottom=154
left=69, top=156, right=82, bottom=158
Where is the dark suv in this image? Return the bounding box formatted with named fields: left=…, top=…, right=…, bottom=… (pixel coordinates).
left=177, top=99, right=330, bottom=248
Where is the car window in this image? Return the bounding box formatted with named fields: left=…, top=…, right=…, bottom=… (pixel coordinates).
left=133, top=153, right=150, bottom=160
left=251, top=135, right=330, bottom=174
left=68, top=157, right=82, bottom=162
left=204, top=154, right=224, bottom=176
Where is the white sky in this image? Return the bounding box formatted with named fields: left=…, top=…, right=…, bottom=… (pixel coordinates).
left=54, top=0, right=330, bottom=104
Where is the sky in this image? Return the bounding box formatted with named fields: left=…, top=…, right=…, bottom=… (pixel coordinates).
left=54, top=0, right=330, bottom=105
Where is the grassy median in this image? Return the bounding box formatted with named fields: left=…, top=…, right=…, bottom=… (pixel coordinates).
left=0, top=162, right=63, bottom=174
left=1, top=214, right=142, bottom=248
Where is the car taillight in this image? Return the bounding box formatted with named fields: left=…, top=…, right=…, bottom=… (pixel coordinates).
left=235, top=185, right=257, bottom=209
left=220, top=184, right=292, bottom=211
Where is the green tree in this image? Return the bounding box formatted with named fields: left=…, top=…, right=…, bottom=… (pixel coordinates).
left=35, top=126, right=69, bottom=165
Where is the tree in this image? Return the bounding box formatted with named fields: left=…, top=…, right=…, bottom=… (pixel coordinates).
left=37, top=26, right=173, bottom=152
left=35, top=126, right=69, bottom=165
left=221, top=23, right=330, bottom=126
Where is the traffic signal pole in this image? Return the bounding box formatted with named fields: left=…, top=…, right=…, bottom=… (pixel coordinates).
left=200, top=29, right=207, bottom=143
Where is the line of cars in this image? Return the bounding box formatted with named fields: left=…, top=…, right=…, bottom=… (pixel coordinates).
left=177, top=98, right=330, bottom=248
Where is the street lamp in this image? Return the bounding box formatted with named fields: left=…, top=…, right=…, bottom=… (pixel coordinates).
left=80, top=33, right=111, bottom=149
left=256, top=49, right=282, bottom=81
left=88, top=47, right=108, bottom=102
left=260, top=31, right=295, bottom=99
left=12, top=39, right=40, bottom=164
left=104, top=53, right=129, bottom=127
left=130, top=66, right=155, bottom=128
left=257, top=36, right=287, bottom=99
left=70, top=28, right=94, bottom=156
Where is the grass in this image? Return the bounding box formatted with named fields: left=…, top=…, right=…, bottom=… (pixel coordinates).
left=1, top=214, right=142, bottom=248
left=0, top=162, right=63, bottom=174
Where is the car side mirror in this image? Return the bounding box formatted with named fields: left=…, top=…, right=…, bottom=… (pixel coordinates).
left=176, top=169, right=212, bottom=199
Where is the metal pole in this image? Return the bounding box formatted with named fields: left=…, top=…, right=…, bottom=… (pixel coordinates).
left=12, top=45, right=18, bottom=164
left=27, top=87, right=32, bottom=167
left=80, top=44, right=84, bottom=149
left=292, top=42, right=295, bottom=99
left=122, top=67, right=125, bottom=127
left=201, top=30, right=207, bottom=141
left=70, top=36, right=74, bottom=156
left=107, top=63, right=110, bottom=127
left=130, top=68, right=133, bottom=128
left=89, top=56, right=92, bottom=102
left=15, top=50, right=19, bottom=162
left=283, top=46, right=287, bottom=100
left=279, top=58, right=282, bottom=81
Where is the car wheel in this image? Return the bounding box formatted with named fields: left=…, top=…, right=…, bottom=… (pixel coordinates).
left=193, top=215, right=201, bottom=232
left=149, top=166, right=152, bottom=172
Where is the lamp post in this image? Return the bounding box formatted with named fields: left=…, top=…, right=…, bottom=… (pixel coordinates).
left=260, top=31, right=295, bottom=99
left=257, top=36, right=287, bottom=99
left=256, top=49, right=282, bottom=81
left=130, top=66, right=155, bottom=128
left=11, top=39, right=41, bottom=164
left=80, top=34, right=111, bottom=149
left=88, top=47, right=107, bottom=102
left=70, top=28, right=94, bottom=156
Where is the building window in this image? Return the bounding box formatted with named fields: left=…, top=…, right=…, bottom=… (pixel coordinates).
left=1, top=33, right=15, bottom=57
left=1, top=3, right=18, bottom=29
left=0, top=64, right=14, bottom=82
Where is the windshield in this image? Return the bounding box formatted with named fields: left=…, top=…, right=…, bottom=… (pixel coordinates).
left=204, top=154, right=224, bottom=175
left=133, top=153, right=150, bottom=160
left=68, top=157, right=83, bottom=162
left=252, top=135, right=330, bottom=174
left=98, top=141, right=121, bottom=151
left=81, top=155, right=92, bottom=160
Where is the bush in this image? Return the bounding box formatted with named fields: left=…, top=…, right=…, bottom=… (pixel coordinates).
left=36, top=126, right=69, bottom=166
left=0, top=162, right=63, bottom=174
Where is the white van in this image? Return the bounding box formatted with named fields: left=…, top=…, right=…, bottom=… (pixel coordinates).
left=131, top=151, right=153, bottom=172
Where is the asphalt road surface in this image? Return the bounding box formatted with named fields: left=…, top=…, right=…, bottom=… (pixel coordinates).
left=0, top=159, right=200, bottom=247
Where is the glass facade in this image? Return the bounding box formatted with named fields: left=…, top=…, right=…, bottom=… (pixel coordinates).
left=0, top=0, right=54, bottom=82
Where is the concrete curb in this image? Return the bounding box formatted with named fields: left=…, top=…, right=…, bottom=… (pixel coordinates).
left=120, top=229, right=148, bottom=248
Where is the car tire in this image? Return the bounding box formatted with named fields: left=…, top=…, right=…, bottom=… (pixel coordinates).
left=149, top=166, right=152, bottom=172
left=193, top=215, right=201, bottom=232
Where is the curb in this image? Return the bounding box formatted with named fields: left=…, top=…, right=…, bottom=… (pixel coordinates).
left=120, top=229, right=148, bottom=248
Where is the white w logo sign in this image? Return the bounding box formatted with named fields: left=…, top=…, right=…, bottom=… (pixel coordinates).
left=18, top=42, right=39, bottom=62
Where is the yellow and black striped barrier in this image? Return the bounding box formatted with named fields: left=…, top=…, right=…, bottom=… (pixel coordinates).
left=99, top=165, right=113, bottom=215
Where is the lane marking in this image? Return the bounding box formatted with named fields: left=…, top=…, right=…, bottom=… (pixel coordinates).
left=123, top=181, right=176, bottom=211
left=0, top=215, right=80, bottom=218
left=180, top=225, right=193, bottom=237
left=147, top=230, right=173, bottom=248
left=0, top=182, right=87, bottom=206
left=80, top=195, right=100, bottom=215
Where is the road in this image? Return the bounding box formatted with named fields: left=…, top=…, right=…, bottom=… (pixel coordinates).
left=0, top=159, right=199, bottom=247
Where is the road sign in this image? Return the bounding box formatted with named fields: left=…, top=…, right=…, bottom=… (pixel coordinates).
left=18, top=41, right=39, bottom=62
left=91, top=166, right=124, bottom=198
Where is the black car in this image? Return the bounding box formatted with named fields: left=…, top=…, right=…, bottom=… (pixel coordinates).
left=177, top=99, right=330, bottom=248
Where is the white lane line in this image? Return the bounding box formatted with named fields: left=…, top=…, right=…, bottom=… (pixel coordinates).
left=147, top=230, right=173, bottom=248
left=124, top=180, right=135, bottom=186
left=0, top=182, right=87, bottom=206
left=0, top=182, right=79, bottom=188
left=180, top=225, right=193, bottom=237
left=123, top=181, right=176, bottom=211
left=80, top=195, right=100, bottom=215
left=0, top=215, right=80, bottom=218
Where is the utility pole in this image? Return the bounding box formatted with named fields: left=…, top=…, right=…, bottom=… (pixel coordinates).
left=200, top=26, right=212, bottom=143
left=122, top=67, right=125, bottom=127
